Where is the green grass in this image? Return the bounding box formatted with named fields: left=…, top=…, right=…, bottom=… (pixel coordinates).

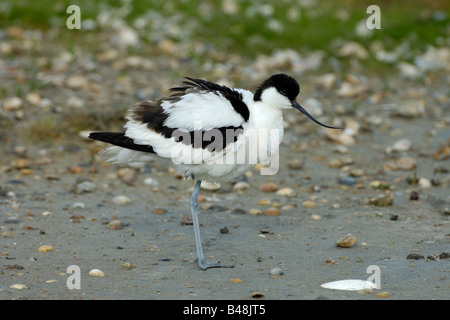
left=1, top=0, right=448, bottom=62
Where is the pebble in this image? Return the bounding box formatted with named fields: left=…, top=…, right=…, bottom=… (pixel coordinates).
left=220, top=226, right=229, bottom=234
left=257, top=198, right=271, bottom=206
left=407, top=253, right=424, bottom=260
left=230, top=278, right=242, bottom=283
left=335, top=234, right=357, bottom=248
left=385, top=138, right=412, bottom=154
left=302, top=200, right=316, bottom=208
left=251, top=291, right=265, bottom=299
left=259, top=182, right=278, bottom=192
left=200, top=181, right=221, bottom=191
left=395, top=157, right=417, bottom=171
left=121, top=262, right=136, bottom=270
left=72, top=202, right=86, bottom=209
left=106, top=220, right=123, bottom=230
left=233, top=181, right=250, bottom=191
left=38, top=245, right=53, bottom=252
left=338, top=176, right=357, bottom=186
left=350, top=168, right=365, bottom=177
left=409, top=191, right=419, bottom=201
left=418, top=178, right=431, bottom=188
left=4, top=97, right=23, bottom=111
left=74, top=180, right=96, bottom=194
left=112, top=195, right=131, bottom=205
left=41, top=211, right=53, bottom=216
left=88, top=269, right=105, bottom=277
left=143, top=177, right=159, bottom=187
left=276, top=187, right=294, bottom=197
left=396, top=99, right=425, bottom=117
left=287, top=159, right=304, bottom=170
left=263, top=207, right=281, bottom=216
left=248, top=208, right=262, bottom=215
left=5, top=216, right=20, bottom=224
left=66, top=74, right=89, bottom=89
left=10, top=284, right=27, bottom=290
left=368, top=194, right=394, bottom=206
left=269, top=267, right=284, bottom=276
left=25, top=92, right=41, bottom=106
left=375, top=292, right=391, bottom=299
left=310, top=214, right=321, bottom=220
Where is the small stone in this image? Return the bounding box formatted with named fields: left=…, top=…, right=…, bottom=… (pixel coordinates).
left=396, top=99, right=425, bottom=118
left=10, top=284, right=27, bottom=290
left=74, top=180, right=96, bottom=194
left=112, top=195, right=131, bottom=205
left=220, top=226, right=229, bottom=234
left=68, top=165, right=83, bottom=174
left=251, top=291, right=265, bottom=299
left=409, top=191, right=419, bottom=201
left=407, top=253, right=424, bottom=260
left=230, top=278, right=242, bottom=283
left=106, top=220, right=123, bottom=230
left=350, top=168, right=365, bottom=177
left=259, top=182, right=278, bottom=192
left=375, top=292, right=391, bottom=299
left=153, top=208, right=167, bottom=214
left=390, top=214, right=399, bottom=221
left=72, top=202, right=86, bottom=209
left=287, top=159, right=304, bottom=170
left=13, top=145, right=27, bottom=156
left=88, top=269, right=105, bottom=277
left=276, top=187, right=294, bottom=197
left=386, top=138, right=412, bottom=154
left=439, top=252, right=449, bottom=259
left=143, top=177, right=159, bottom=187
left=4, top=97, right=23, bottom=111
left=41, top=211, right=53, bottom=216
left=200, top=181, right=221, bottom=191
left=121, top=262, right=136, bottom=270
left=5, top=216, right=20, bottom=224
left=418, top=178, right=431, bottom=188
left=248, top=208, right=262, bottom=215
left=338, top=176, right=357, bottom=186
left=368, top=194, right=394, bottom=206
left=310, top=214, right=321, bottom=220
left=25, top=92, right=41, bottom=106
left=257, top=198, right=271, bottom=206
left=395, top=157, right=417, bottom=171
left=335, top=234, right=357, bottom=248
left=302, top=200, right=317, bottom=208
left=231, top=208, right=246, bottom=215
left=38, top=245, right=53, bottom=252
left=66, top=74, right=88, bottom=89
left=263, top=207, right=281, bottom=216
left=233, top=181, right=250, bottom=191
left=269, top=267, right=284, bottom=276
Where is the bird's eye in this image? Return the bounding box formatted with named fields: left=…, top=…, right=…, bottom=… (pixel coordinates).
left=280, top=89, right=288, bottom=95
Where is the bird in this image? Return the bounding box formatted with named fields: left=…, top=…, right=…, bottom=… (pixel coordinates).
left=89, top=73, right=341, bottom=270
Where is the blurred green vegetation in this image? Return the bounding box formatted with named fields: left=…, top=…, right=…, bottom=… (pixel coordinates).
left=1, top=0, right=448, bottom=60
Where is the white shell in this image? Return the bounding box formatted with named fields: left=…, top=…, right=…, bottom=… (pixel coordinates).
left=320, top=279, right=377, bottom=291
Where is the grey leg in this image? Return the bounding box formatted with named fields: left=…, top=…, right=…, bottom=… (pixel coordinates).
left=190, top=180, right=234, bottom=270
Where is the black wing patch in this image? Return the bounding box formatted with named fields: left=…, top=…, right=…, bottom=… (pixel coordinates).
left=89, top=132, right=156, bottom=153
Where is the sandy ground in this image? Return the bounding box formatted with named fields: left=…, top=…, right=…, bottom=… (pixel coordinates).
left=1, top=75, right=449, bottom=300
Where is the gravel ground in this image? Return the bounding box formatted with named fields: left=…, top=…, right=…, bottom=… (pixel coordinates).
left=1, top=76, right=449, bottom=300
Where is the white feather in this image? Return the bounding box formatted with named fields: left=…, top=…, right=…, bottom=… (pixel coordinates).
left=163, top=90, right=252, bottom=130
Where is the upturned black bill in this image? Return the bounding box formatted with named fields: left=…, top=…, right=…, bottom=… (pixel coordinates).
left=292, top=101, right=342, bottom=129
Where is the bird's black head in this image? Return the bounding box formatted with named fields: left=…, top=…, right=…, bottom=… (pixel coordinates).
left=254, top=73, right=300, bottom=102
left=254, top=73, right=342, bottom=130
